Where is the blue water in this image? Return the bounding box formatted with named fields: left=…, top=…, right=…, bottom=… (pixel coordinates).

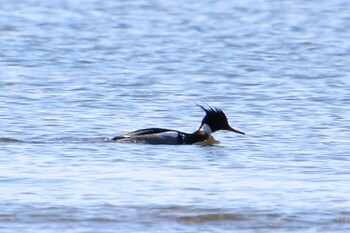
left=1, top=0, right=350, bottom=232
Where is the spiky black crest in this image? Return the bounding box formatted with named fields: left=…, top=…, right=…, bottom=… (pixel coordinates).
left=197, top=104, right=225, bottom=116
left=197, top=104, right=230, bottom=132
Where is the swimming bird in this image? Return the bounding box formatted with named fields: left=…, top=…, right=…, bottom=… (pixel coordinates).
left=112, top=105, right=245, bottom=145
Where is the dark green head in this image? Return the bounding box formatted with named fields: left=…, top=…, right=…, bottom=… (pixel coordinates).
left=198, top=105, right=245, bottom=134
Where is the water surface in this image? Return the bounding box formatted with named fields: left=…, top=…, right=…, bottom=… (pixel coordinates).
left=1, top=0, right=350, bottom=232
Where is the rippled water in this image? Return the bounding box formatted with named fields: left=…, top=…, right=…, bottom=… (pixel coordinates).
left=1, top=0, right=350, bottom=232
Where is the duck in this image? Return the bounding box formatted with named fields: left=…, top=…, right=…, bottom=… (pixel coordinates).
left=112, top=105, right=245, bottom=145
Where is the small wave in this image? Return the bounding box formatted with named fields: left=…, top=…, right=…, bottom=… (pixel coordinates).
left=0, top=137, right=110, bottom=144
left=0, top=137, right=25, bottom=143
left=177, top=213, right=246, bottom=222
left=1, top=203, right=349, bottom=232
left=44, top=137, right=109, bottom=144
left=0, top=137, right=45, bottom=144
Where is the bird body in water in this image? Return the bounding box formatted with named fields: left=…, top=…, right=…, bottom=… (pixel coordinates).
left=112, top=105, right=245, bottom=145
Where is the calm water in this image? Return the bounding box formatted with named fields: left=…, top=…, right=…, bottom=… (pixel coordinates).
left=1, top=0, right=350, bottom=232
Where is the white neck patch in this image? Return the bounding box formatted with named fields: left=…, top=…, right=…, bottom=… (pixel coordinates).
left=199, top=123, right=213, bottom=135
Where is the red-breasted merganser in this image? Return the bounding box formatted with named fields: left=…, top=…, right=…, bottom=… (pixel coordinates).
left=112, top=105, right=245, bottom=145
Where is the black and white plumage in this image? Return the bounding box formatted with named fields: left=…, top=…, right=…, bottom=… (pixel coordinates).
left=112, top=105, right=245, bottom=145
